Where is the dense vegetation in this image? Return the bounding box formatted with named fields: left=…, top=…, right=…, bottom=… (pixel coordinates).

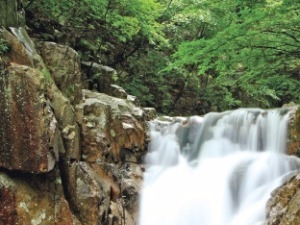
left=23, top=0, right=300, bottom=115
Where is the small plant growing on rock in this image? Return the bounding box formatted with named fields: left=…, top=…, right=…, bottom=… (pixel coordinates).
left=0, top=37, right=9, bottom=55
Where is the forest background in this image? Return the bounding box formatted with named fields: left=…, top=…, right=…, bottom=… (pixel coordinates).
left=3, top=0, right=299, bottom=115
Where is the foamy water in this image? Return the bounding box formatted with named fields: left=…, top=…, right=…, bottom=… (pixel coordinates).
left=139, top=108, right=300, bottom=225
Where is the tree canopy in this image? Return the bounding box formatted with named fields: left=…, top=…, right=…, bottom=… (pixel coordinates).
left=171, top=0, right=300, bottom=110
left=24, top=0, right=300, bottom=115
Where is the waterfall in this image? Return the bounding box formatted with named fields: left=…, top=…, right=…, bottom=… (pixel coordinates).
left=9, top=27, right=46, bottom=69
left=139, top=108, right=300, bottom=225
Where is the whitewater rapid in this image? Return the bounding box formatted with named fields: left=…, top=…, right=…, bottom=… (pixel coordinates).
left=139, top=108, right=300, bottom=225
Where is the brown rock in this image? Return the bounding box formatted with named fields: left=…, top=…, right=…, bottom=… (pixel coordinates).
left=80, top=89, right=145, bottom=164
left=0, top=64, right=57, bottom=172
left=264, top=173, right=300, bottom=225
left=0, top=182, right=17, bottom=225
left=47, top=83, right=81, bottom=160
left=81, top=61, right=116, bottom=94
left=60, top=161, right=111, bottom=225
left=1, top=27, right=48, bottom=70
left=286, top=106, right=300, bottom=156
left=0, top=170, right=81, bottom=225
left=0, top=28, right=31, bottom=66
left=37, top=41, right=82, bottom=105
left=143, top=107, right=157, bottom=121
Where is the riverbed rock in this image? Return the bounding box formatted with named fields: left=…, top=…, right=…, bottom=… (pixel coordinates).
left=264, top=173, right=300, bottom=225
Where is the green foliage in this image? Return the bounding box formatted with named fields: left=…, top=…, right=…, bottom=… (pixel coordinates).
left=170, top=0, right=300, bottom=111
left=25, top=0, right=300, bottom=115
left=40, top=68, right=53, bottom=85
left=0, top=37, right=9, bottom=55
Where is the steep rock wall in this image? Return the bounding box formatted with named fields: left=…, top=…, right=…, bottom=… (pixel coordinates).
left=0, top=0, right=25, bottom=27
left=0, top=25, right=156, bottom=225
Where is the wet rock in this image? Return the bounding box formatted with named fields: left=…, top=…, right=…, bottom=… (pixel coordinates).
left=76, top=89, right=147, bottom=224
left=0, top=28, right=32, bottom=67
left=0, top=64, right=58, bottom=172
left=0, top=27, right=48, bottom=70
left=286, top=106, right=300, bottom=156
left=9, top=27, right=47, bottom=69
left=264, top=173, right=300, bottom=225
left=119, top=163, right=143, bottom=221
left=97, top=163, right=143, bottom=225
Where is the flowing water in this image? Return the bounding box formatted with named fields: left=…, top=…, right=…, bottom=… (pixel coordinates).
left=9, top=27, right=46, bottom=69
left=139, top=108, right=300, bottom=225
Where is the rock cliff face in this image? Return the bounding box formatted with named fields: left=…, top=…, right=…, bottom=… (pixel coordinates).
left=0, top=0, right=25, bottom=27
left=0, top=20, right=155, bottom=224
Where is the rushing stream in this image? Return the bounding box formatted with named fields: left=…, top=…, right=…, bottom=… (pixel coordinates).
left=139, top=108, right=300, bottom=225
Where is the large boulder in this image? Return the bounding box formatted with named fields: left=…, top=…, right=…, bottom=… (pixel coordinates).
left=0, top=169, right=81, bottom=225
left=60, top=161, right=111, bottom=225
left=3, top=28, right=82, bottom=161
left=79, top=89, right=145, bottom=164
left=75, top=89, right=147, bottom=224
left=81, top=61, right=116, bottom=94
left=264, top=173, right=300, bottom=225
left=0, top=64, right=58, bottom=172
left=37, top=41, right=82, bottom=105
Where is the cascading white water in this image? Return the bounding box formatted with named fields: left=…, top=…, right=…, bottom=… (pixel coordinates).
left=139, top=108, right=300, bottom=225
